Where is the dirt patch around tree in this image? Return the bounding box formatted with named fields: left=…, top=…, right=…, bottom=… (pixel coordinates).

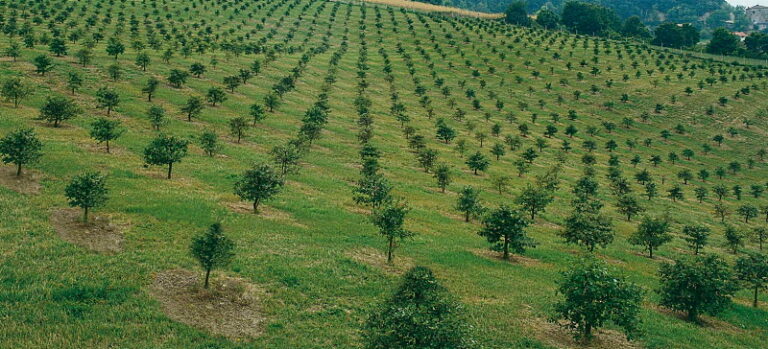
left=49, top=208, right=126, bottom=253
left=346, top=247, right=414, bottom=274
left=149, top=269, right=265, bottom=341
left=529, top=317, right=642, bottom=349
left=224, top=201, right=307, bottom=228
left=469, top=248, right=542, bottom=266
left=0, top=167, right=42, bottom=194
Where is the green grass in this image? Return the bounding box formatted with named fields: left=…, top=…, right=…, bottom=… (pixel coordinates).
left=0, top=0, right=767, bottom=348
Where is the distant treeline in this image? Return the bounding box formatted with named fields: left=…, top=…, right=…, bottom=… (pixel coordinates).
left=418, top=0, right=751, bottom=34
left=503, top=1, right=768, bottom=59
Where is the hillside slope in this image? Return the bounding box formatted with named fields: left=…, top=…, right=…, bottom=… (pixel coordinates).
left=0, top=0, right=767, bottom=348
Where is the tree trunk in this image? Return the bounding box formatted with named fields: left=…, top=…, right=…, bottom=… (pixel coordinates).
left=649, top=246, right=654, bottom=259
left=387, top=237, right=394, bottom=264
left=253, top=200, right=260, bottom=214
left=16, top=163, right=22, bottom=177
left=204, top=268, right=211, bottom=289
left=106, top=141, right=110, bottom=154
left=83, top=206, right=89, bottom=222
left=167, top=162, right=173, bottom=179
left=503, top=237, right=509, bottom=260
left=465, top=211, right=470, bottom=222
left=754, top=287, right=759, bottom=308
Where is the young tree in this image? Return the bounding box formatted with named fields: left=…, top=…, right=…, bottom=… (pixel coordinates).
left=5, top=41, right=20, bottom=62
left=560, top=208, right=614, bottom=252
left=682, top=225, right=710, bottom=255
left=616, top=195, right=644, bottom=221
left=233, top=163, right=284, bottom=213
left=66, top=72, right=83, bottom=95
left=33, top=54, right=54, bottom=75
left=552, top=258, right=642, bottom=342
left=143, top=135, right=189, bottom=179
left=168, top=69, right=189, bottom=88
left=38, top=96, right=81, bottom=127
left=95, top=87, right=119, bottom=115
left=465, top=151, right=489, bottom=175
left=135, top=52, right=150, bottom=71
left=435, top=118, right=456, bottom=143
left=456, top=186, right=483, bottom=222
left=147, top=105, right=166, bottom=131
left=658, top=255, right=738, bottom=322
left=371, top=201, right=413, bottom=264
left=249, top=104, right=266, bottom=125
left=181, top=96, right=204, bottom=122
left=105, top=37, right=125, bottom=59
left=199, top=130, right=219, bottom=157
left=206, top=87, right=227, bottom=106
left=738, top=204, right=759, bottom=223
left=433, top=163, right=452, bottom=193
left=478, top=205, right=534, bottom=260
left=64, top=172, right=108, bottom=222
left=190, top=223, right=234, bottom=289
left=724, top=225, right=744, bottom=254
left=1, top=78, right=32, bottom=107
left=515, top=184, right=553, bottom=220
left=0, top=128, right=43, bottom=176
left=271, top=143, right=302, bottom=176
left=364, top=266, right=474, bottom=348
left=735, top=252, right=768, bottom=308
left=629, top=216, right=672, bottom=258
left=89, top=117, right=124, bottom=153
left=753, top=227, right=768, bottom=251
left=228, top=117, right=249, bottom=143
left=189, top=62, right=207, bottom=78
left=354, top=174, right=393, bottom=208
left=142, top=77, right=160, bottom=102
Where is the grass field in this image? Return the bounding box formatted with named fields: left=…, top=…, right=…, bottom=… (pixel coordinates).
left=0, top=0, right=767, bottom=348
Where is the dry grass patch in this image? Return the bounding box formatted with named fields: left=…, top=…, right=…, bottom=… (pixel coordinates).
left=49, top=208, right=126, bottom=253
left=361, top=0, right=503, bottom=18
left=0, top=167, right=42, bottom=194
left=149, top=269, right=264, bottom=341
left=346, top=246, right=414, bottom=274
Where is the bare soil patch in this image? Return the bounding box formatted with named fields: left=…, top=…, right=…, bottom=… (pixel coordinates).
left=0, top=167, right=42, bottom=194
left=49, top=208, right=126, bottom=253
left=149, top=269, right=264, bottom=341
left=225, top=201, right=307, bottom=228
left=530, top=317, right=642, bottom=349
left=346, top=247, right=414, bottom=274
left=469, top=248, right=542, bottom=266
